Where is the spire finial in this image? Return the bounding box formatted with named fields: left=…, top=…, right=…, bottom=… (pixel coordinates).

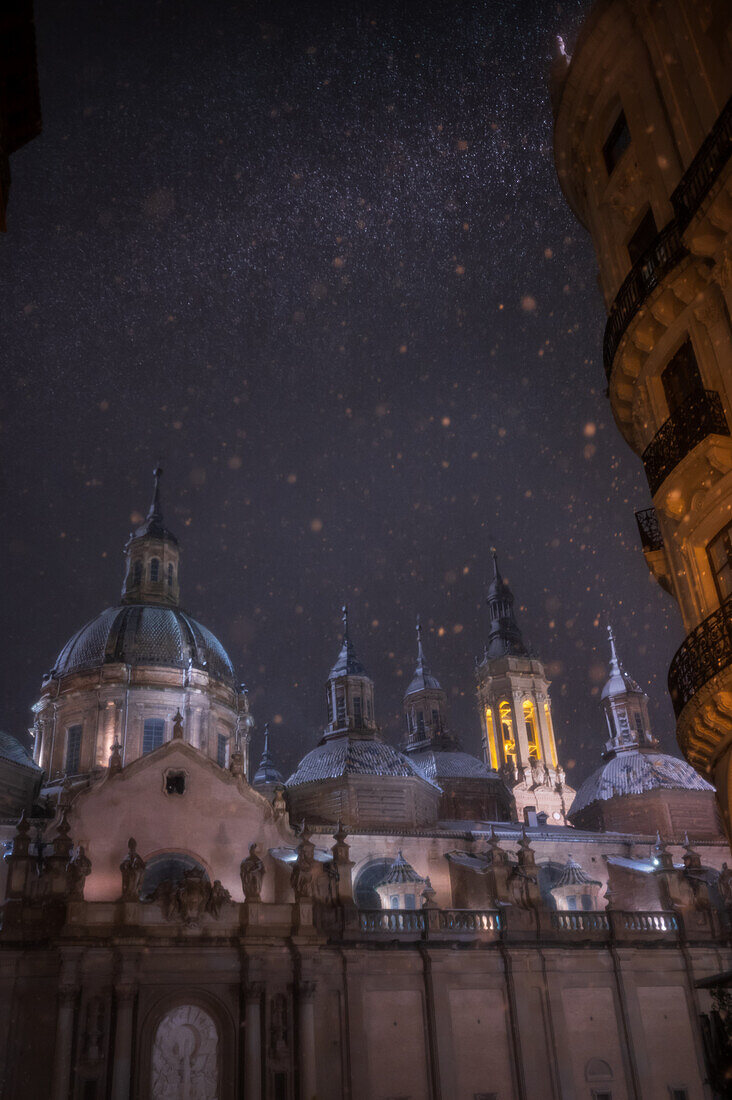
left=416, top=615, right=424, bottom=664
left=607, top=623, right=620, bottom=673
left=149, top=464, right=163, bottom=520
left=342, top=604, right=349, bottom=641
left=263, top=722, right=270, bottom=757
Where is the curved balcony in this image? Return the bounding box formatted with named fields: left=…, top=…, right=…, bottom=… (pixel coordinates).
left=635, top=507, right=664, bottom=552
left=641, top=389, right=729, bottom=497
left=668, top=594, right=732, bottom=719
left=603, top=223, right=687, bottom=380
left=604, top=94, right=732, bottom=383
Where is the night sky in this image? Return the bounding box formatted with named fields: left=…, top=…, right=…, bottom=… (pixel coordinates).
left=2, top=0, right=682, bottom=788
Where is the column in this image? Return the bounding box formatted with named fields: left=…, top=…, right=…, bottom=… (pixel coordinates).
left=51, top=987, right=77, bottom=1100
left=111, top=984, right=136, bottom=1100
left=299, top=981, right=317, bottom=1100
left=244, top=983, right=263, bottom=1100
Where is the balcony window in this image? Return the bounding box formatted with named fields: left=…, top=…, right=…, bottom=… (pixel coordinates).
left=217, top=733, right=228, bottom=767
left=603, top=108, right=630, bottom=175
left=627, top=206, right=657, bottom=265
left=662, top=340, right=703, bottom=415
left=707, top=523, right=732, bottom=602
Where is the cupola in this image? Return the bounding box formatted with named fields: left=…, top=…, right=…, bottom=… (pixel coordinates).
left=121, top=467, right=181, bottom=608
left=323, top=607, right=377, bottom=740
left=484, top=551, right=527, bottom=660
left=403, top=618, right=450, bottom=751
left=601, top=626, right=657, bottom=754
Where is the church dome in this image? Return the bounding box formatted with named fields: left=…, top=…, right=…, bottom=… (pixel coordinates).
left=49, top=605, right=236, bottom=685
left=570, top=748, right=714, bottom=818
left=287, top=739, right=437, bottom=788
left=409, top=748, right=497, bottom=782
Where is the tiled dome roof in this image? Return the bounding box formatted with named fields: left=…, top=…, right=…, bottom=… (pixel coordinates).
left=50, top=605, right=235, bottom=684
left=554, top=856, right=600, bottom=888
left=409, top=749, right=498, bottom=782
left=287, top=739, right=438, bottom=787
left=570, top=748, right=714, bottom=818
left=376, top=851, right=425, bottom=886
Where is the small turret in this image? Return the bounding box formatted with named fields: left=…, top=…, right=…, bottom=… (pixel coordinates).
left=403, top=618, right=451, bottom=751
left=121, top=467, right=181, bottom=607
left=323, top=607, right=377, bottom=739
left=601, top=626, right=657, bottom=755
left=253, top=724, right=284, bottom=791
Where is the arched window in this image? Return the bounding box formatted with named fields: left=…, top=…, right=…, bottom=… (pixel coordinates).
left=133, top=560, right=142, bottom=586
left=150, top=558, right=160, bottom=582
left=354, top=858, right=394, bottom=909
left=167, top=562, right=174, bottom=588
left=141, top=852, right=209, bottom=899
left=65, top=725, right=82, bottom=775
left=143, top=717, right=165, bottom=755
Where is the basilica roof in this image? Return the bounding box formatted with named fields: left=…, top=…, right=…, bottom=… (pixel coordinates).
left=0, top=731, right=41, bottom=771
left=286, top=738, right=439, bottom=788
left=49, top=605, right=235, bottom=684
left=569, top=748, right=714, bottom=818
left=409, top=748, right=499, bottom=782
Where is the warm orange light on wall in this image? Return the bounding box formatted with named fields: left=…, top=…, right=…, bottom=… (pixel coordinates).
left=499, top=701, right=516, bottom=764
left=523, top=700, right=541, bottom=760
left=485, top=707, right=498, bottom=770
left=544, top=702, right=558, bottom=768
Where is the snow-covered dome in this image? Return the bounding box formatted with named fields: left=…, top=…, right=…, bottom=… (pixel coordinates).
left=570, top=748, right=714, bottom=818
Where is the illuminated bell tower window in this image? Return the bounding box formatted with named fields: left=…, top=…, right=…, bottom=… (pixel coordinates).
left=484, top=707, right=499, bottom=770
left=499, top=701, right=516, bottom=765
left=707, top=521, right=732, bottom=602
left=523, top=700, right=541, bottom=759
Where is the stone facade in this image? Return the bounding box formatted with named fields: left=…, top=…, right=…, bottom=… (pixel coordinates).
left=1, top=474, right=731, bottom=1098
left=552, top=0, right=732, bottom=840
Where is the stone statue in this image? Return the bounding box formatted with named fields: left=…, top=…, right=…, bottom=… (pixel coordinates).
left=66, top=845, right=92, bottom=899
left=291, top=843, right=315, bottom=900
left=120, top=837, right=146, bottom=900
left=207, top=879, right=231, bottom=919
left=324, top=859, right=339, bottom=903
left=108, top=739, right=122, bottom=775
left=240, top=843, right=265, bottom=900
left=718, top=862, right=732, bottom=909
left=172, top=709, right=184, bottom=740
left=272, top=786, right=287, bottom=820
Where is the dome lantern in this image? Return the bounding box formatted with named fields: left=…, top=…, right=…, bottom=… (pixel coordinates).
left=122, top=467, right=181, bottom=608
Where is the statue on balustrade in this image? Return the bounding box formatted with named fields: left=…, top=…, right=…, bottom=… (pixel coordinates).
left=207, top=879, right=231, bottom=918
left=240, top=843, right=265, bottom=900
left=66, top=845, right=92, bottom=899
left=291, top=833, right=315, bottom=900
left=120, top=837, right=146, bottom=900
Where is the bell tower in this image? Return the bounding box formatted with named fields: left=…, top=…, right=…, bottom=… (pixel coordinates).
left=475, top=552, right=574, bottom=824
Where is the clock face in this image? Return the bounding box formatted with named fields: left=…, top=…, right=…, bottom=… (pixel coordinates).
left=552, top=811, right=562, bottom=821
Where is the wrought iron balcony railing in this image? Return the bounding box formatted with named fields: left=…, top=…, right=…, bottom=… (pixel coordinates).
left=604, top=222, right=687, bottom=380
left=671, top=94, right=732, bottom=227
left=668, top=593, right=732, bottom=718
left=641, top=389, right=729, bottom=496
left=635, top=507, right=664, bottom=553
left=604, top=95, right=732, bottom=382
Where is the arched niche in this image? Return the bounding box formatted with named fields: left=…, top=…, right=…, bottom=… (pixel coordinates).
left=141, top=851, right=210, bottom=900
left=137, top=990, right=237, bottom=1100
left=586, top=1057, right=613, bottom=1083
left=151, top=1004, right=218, bottom=1100
left=353, top=857, right=394, bottom=909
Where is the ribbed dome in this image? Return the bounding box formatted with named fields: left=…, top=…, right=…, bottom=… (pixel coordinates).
left=570, top=748, right=714, bottom=818
left=50, top=605, right=235, bottom=684
left=409, top=749, right=497, bottom=782
left=287, top=739, right=438, bottom=787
